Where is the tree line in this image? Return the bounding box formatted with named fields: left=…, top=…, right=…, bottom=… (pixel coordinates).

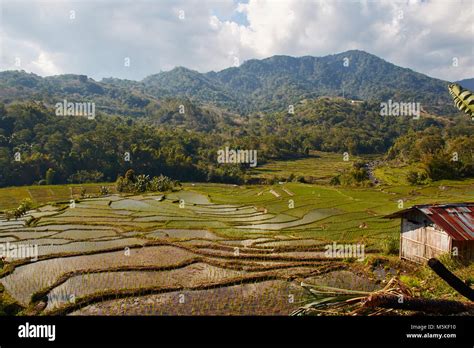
left=0, top=98, right=472, bottom=188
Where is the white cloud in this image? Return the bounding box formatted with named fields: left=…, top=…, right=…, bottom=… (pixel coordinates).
left=31, top=52, right=62, bottom=76
left=0, top=0, right=472, bottom=81
left=218, top=0, right=473, bottom=81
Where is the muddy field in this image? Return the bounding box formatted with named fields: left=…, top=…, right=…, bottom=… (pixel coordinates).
left=0, top=189, right=382, bottom=315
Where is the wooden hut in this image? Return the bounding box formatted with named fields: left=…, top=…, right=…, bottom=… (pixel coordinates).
left=385, top=203, right=474, bottom=263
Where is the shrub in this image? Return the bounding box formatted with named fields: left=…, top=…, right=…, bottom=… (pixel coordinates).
left=400, top=275, right=421, bottom=288
left=67, top=170, right=104, bottom=184
left=5, top=198, right=33, bottom=220
left=382, top=236, right=399, bottom=255
left=329, top=175, right=341, bottom=185
left=115, top=176, right=125, bottom=192
left=350, top=163, right=369, bottom=182
left=115, top=171, right=179, bottom=193
left=45, top=168, right=55, bottom=185
left=330, top=162, right=370, bottom=186
left=149, top=175, right=177, bottom=192
left=406, top=170, right=429, bottom=185
left=423, top=155, right=459, bottom=180
left=134, top=174, right=150, bottom=193
left=125, top=169, right=135, bottom=181
left=266, top=176, right=278, bottom=185
left=115, top=170, right=136, bottom=193
left=295, top=175, right=305, bottom=183
left=100, top=186, right=109, bottom=195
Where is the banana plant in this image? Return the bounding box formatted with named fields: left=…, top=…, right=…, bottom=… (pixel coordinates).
left=448, top=83, right=474, bottom=119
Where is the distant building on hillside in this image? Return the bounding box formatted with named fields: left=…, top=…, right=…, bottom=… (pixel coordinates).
left=385, top=203, right=474, bottom=263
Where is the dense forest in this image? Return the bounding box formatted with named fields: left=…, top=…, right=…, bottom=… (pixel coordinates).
left=0, top=95, right=472, bottom=188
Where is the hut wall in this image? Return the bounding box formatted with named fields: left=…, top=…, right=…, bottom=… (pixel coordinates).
left=400, top=211, right=451, bottom=263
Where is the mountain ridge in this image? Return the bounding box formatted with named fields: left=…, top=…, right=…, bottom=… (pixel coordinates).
left=457, top=78, right=474, bottom=90
left=0, top=50, right=465, bottom=115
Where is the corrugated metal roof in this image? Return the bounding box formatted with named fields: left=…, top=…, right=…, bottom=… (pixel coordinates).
left=385, top=203, right=474, bottom=241
left=419, top=207, right=432, bottom=215
left=427, top=205, right=473, bottom=241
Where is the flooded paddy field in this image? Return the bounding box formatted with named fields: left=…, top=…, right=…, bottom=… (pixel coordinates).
left=70, top=280, right=310, bottom=316
left=1, top=181, right=473, bottom=315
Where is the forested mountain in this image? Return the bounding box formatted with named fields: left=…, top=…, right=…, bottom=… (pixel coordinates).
left=141, top=50, right=453, bottom=114
left=0, top=50, right=461, bottom=116
left=142, top=67, right=244, bottom=112
left=0, top=71, right=158, bottom=117
left=457, top=78, right=474, bottom=90
left=204, top=50, right=451, bottom=113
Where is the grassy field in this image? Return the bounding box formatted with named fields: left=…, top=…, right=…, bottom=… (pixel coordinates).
left=0, top=183, right=116, bottom=211
left=249, top=151, right=365, bottom=183
left=374, top=162, right=424, bottom=186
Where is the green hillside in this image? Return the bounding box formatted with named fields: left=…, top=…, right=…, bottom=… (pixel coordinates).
left=1, top=50, right=460, bottom=116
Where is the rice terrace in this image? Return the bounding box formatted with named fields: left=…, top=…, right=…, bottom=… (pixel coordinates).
left=1, top=168, right=473, bottom=316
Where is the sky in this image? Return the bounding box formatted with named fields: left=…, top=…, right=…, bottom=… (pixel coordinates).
left=0, top=0, right=473, bottom=82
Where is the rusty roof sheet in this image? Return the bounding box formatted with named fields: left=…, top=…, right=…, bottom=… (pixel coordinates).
left=385, top=203, right=474, bottom=241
